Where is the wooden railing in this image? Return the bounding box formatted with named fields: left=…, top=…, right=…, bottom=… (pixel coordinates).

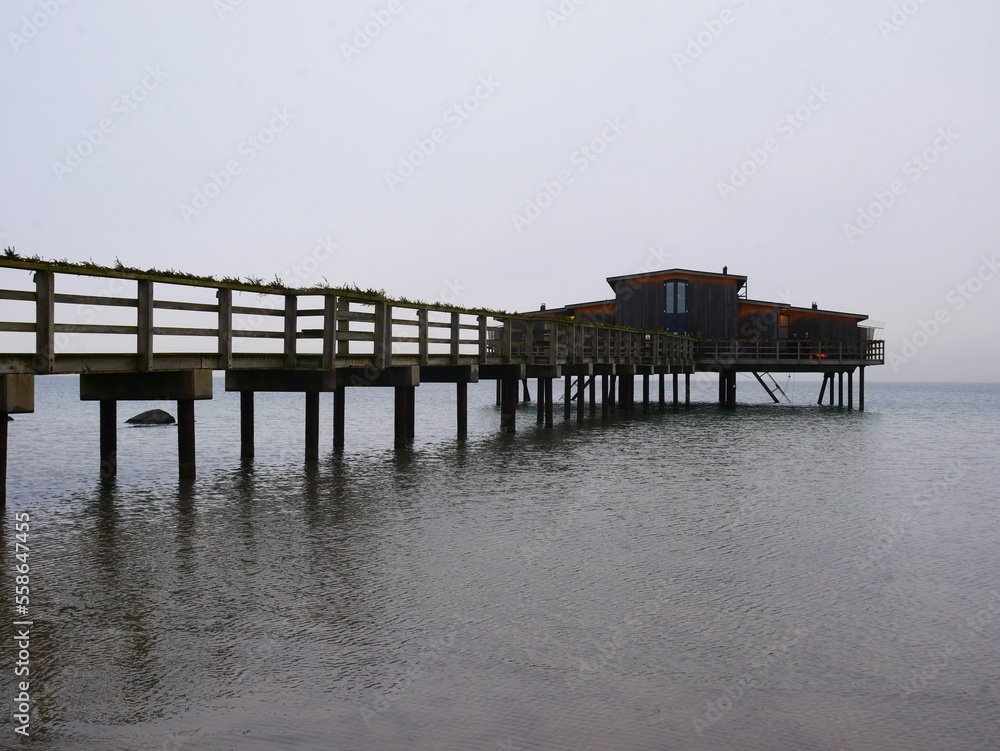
left=697, top=339, right=885, bottom=364
left=0, top=259, right=697, bottom=375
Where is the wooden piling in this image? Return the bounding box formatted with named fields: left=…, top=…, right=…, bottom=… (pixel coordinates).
left=0, top=411, right=7, bottom=505
left=685, top=373, right=691, bottom=407
left=608, top=374, right=616, bottom=411
left=829, top=375, right=835, bottom=406
left=601, top=375, right=609, bottom=420
left=564, top=375, right=572, bottom=421
left=240, top=391, right=254, bottom=459
left=577, top=376, right=586, bottom=422
left=500, top=378, right=517, bottom=432
left=177, top=399, right=196, bottom=478
left=642, top=374, right=650, bottom=414
left=394, top=385, right=416, bottom=446
left=544, top=378, right=553, bottom=427
left=536, top=378, right=545, bottom=424
left=333, top=386, right=345, bottom=450
left=457, top=381, right=468, bottom=440
left=838, top=372, right=844, bottom=408
left=100, top=399, right=117, bottom=478
left=672, top=373, right=679, bottom=409
left=719, top=371, right=726, bottom=406
left=859, top=367, right=865, bottom=412
left=658, top=373, right=666, bottom=412
left=848, top=371, right=854, bottom=411
left=522, top=378, right=531, bottom=403
left=818, top=373, right=829, bottom=405
left=589, top=375, right=596, bottom=418
left=305, top=391, right=319, bottom=461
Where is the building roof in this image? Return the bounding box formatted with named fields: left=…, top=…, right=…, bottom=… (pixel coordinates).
left=606, top=268, right=747, bottom=291
left=739, top=298, right=869, bottom=319
left=520, top=298, right=615, bottom=316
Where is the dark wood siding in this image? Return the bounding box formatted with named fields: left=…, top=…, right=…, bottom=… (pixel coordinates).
left=787, top=311, right=862, bottom=341
left=616, top=274, right=739, bottom=338
left=737, top=302, right=780, bottom=339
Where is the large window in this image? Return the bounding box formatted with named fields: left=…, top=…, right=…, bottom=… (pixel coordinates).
left=665, top=281, right=687, bottom=314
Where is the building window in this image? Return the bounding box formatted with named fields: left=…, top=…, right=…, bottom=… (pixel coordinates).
left=665, top=281, right=687, bottom=314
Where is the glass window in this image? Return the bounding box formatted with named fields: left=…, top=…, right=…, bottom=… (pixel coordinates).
left=665, top=281, right=687, bottom=314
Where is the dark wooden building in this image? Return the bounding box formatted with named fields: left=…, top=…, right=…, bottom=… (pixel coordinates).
left=606, top=268, right=747, bottom=338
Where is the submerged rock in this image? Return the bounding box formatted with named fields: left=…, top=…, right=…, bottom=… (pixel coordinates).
left=126, top=409, right=175, bottom=425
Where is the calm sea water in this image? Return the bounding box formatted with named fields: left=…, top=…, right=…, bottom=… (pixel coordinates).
left=1, top=376, right=999, bottom=751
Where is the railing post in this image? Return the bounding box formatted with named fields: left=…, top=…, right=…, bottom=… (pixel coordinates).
left=418, top=309, right=429, bottom=366
left=34, top=270, right=55, bottom=374
left=322, top=294, right=338, bottom=369
left=548, top=321, right=557, bottom=366
left=374, top=301, right=391, bottom=370
left=477, top=315, right=487, bottom=363
left=450, top=311, right=460, bottom=365
left=337, top=297, right=351, bottom=357
left=217, top=288, right=233, bottom=370
left=283, top=293, right=297, bottom=368
left=503, top=319, right=512, bottom=364
left=137, top=279, right=153, bottom=371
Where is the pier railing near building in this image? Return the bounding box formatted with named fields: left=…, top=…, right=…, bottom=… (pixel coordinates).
left=697, top=338, right=885, bottom=370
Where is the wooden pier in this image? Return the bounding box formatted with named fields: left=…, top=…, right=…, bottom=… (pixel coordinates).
left=0, top=258, right=884, bottom=503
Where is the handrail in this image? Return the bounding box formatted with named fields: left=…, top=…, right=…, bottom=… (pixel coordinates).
left=0, top=259, right=698, bottom=375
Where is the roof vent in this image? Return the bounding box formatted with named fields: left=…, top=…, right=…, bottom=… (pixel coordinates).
left=540, top=303, right=546, bottom=311
left=811, top=302, right=818, bottom=310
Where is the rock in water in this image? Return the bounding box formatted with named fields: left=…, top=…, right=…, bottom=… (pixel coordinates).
left=126, top=409, right=176, bottom=425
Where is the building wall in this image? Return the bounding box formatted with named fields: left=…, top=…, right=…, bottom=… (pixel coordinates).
left=616, top=274, right=740, bottom=338
left=787, top=310, right=862, bottom=340
left=736, top=302, right=781, bottom=339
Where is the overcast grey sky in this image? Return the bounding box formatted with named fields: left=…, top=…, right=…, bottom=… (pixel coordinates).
left=2, top=1, right=998, bottom=381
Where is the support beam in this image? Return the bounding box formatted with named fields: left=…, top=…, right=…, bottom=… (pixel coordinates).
left=500, top=378, right=517, bottom=432
left=0, top=413, right=6, bottom=506
left=589, top=374, right=596, bottom=418
left=536, top=377, right=545, bottom=424
left=848, top=371, right=854, bottom=411
left=457, top=381, right=468, bottom=440
left=659, top=373, right=666, bottom=412
left=601, top=374, right=609, bottom=420
left=333, top=387, right=345, bottom=450
left=305, top=391, right=319, bottom=461
left=672, top=372, right=680, bottom=409
left=394, top=385, right=415, bottom=447
left=818, top=373, right=829, bottom=405
left=838, top=372, right=844, bottom=408
left=564, top=375, right=572, bottom=421
left=685, top=373, right=691, bottom=408
left=719, top=371, right=726, bottom=407
left=100, top=400, right=117, bottom=478
left=544, top=378, right=553, bottom=427
left=35, top=270, right=55, bottom=374
left=240, top=391, right=254, bottom=459
left=642, top=374, right=650, bottom=414
left=577, top=376, right=585, bottom=422
left=177, top=399, right=196, bottom=478
left=521, top=378, right=531, bottom=403
left=859, top=367, right=866, bottom=412
left=608, top=374, right=616, bottom=411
